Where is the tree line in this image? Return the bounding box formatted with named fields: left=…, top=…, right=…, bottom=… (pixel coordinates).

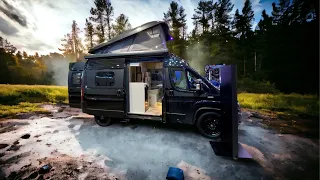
left=164, top=0, right=318, bottom=94
left=0, top=0, right=318, bottom=94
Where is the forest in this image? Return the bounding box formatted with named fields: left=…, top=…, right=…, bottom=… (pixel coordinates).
left=0, top=0, right=318, bottom=94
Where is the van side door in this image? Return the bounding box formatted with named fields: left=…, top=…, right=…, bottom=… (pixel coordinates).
left=165, top=67, right=211, bottom=124
left=82, top=58, right=126, bottom=118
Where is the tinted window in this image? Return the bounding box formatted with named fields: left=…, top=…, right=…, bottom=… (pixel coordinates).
left=87, top=59, right=124, bottom=70
left=72, top=72, right=81, bottom=85
left=170, top=69, right=188, bottom=90
left=170, top=68, right=210, bottom=92
left=95, top=71, right=115, bottom=86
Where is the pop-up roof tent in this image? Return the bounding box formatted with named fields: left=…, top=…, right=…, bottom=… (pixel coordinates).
left=88, top=21, right=171, bottom=54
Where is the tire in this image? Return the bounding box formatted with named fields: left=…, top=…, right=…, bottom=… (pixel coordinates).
left=94, top=115, right=112, bottom=127
left=196, top=112, right=221, bottom=139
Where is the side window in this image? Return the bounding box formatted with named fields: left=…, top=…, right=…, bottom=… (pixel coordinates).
left=170, top=69, right=188, bottom=90
left=95, top=72, right=115, bottom=86
left=72, top=72, right=82, bottom=85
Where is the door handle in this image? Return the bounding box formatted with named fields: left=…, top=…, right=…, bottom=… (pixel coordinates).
left=117, top=90, right=121, bottom=96
left=168, top=90, right=174, bottom=96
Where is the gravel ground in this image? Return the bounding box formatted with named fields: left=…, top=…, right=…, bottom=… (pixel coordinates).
left=0, top=105, right=318, bottom=180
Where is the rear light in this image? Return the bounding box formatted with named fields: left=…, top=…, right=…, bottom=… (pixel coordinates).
left=81, top=73, right=84, bottom=101
left=81, top=86, right=84, bottom=101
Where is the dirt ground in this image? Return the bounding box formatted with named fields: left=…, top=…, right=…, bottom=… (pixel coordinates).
left=0, top=105, right=319, bottom=180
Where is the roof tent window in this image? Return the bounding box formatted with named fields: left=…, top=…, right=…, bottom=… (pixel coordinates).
left=129, top=25, right=165, bottom=51
left=100, top=36, right=135, bottom=54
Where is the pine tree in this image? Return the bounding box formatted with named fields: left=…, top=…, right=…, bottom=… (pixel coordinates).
left=84, top=18, right=95, bottom=51
left=90, top=0, right=114, bottom=42
left=178, top=6, right=187, bottom=39
left=59, top=20, right=83, bottom=61
left=90, top=0, right=106, bottom=43
left=22, top=51, right=28, bottom=59
left=257, top=10, right=272, bottom=33
left=59, top=33, right=73, bottom=55
left=112, top=14, right=131, bottom=36
left=192, top=0, right=213, bottom=33
left=241, top=0, right=254, bottom=38
left=163, top=1, right=188, bottom=58
left=164, top=1, right=181, bottom=39
left=213, top=0, right=234, bottom=37
left=3, top=39, right=16, bottom=55
left=233, top=9, right=243, bottom=37
left=105, top=0, right=114, bottom=39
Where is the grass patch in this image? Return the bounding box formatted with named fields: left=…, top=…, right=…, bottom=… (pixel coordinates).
left=239, top=93, right=319, bottom=138
left=238, top=93, right=319, bottom=118
left=0, top=102, right=48, bottom=118
left=0, top=84, right=68, bottom=105
left=0, top=84, right=67, bottom=118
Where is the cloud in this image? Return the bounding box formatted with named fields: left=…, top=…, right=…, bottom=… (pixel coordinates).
left=0, top=16, right=18, bottom=35
left=0, top=0, right=267, bottom=55
left=0, top=0, right=27, bottom=27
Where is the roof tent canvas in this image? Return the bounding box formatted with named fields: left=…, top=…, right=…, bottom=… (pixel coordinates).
left=89, top=21, right=171, bottom=54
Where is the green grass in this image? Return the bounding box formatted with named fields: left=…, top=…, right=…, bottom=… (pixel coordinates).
left=0, top=84, right=68, bottom=105
left=0, top=102, right=49, bottom=118
left=0, top=84, right=318, bottom=120
left=0, top=84, right=67, bottom=118
left=238, top=93, right=319, bottom=118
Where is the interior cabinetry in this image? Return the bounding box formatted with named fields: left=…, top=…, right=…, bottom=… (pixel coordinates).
left=128, top=62, right=163, bottom=116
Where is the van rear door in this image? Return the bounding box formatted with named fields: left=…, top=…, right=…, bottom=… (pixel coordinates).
left=82, top=58, right=126, bottom=118
left=68, top=62, right=85, bottom=108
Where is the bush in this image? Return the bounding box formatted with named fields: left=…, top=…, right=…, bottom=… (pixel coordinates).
left=237, top=78, right=280, bottom=94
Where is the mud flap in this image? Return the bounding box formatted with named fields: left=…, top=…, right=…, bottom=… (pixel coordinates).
left=209, top=65, right=251, bottom=159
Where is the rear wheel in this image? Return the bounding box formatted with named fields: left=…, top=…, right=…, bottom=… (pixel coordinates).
left=94, top=116, right=112, bottom=127
left=196, top=112, right=221, bottom=139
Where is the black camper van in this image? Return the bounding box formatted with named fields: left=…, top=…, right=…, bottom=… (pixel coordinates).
left=68, top=21, right=240, bottom=139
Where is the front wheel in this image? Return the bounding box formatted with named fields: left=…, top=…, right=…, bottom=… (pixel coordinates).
left=196, top=112, right=221, bottom=139
left=94, top=116, right=112, bottom=127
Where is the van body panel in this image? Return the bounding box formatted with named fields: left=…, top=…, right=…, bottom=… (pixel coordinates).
left=68, top=62, right=85, bottom=108
left=78, top=51, right=226, bottom=126
left=163, top=56, right=221, bottom=125
left=82, top=58, right=126, bottom=118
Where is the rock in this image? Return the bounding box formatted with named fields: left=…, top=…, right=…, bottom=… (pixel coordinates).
left=0, top=143, right=9, bottom=149
left=21, top=133, right=31, bottom=139
left=7, top=145, right=21, bottom=151
left=39, top=164, right=52, bottom=174
left=13, top=140, right=19, bottom=145
left=21, top=163, right=32, bottom=169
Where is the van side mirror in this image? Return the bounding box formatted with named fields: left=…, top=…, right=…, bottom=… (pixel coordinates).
left=195, top=83, right=202, bottom=91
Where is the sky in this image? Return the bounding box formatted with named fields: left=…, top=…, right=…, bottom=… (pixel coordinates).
left=0, top=0, right=274, bottom=55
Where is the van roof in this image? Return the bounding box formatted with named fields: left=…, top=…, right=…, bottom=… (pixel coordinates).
left=84, top=49, right=169, bottom=59
left=88, top=21, right=171, bottom=54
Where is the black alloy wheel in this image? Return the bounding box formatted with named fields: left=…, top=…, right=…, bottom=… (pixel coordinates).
left=94, top=116, right=112, bottom=127
left=196, top=112, right=221, bottom=139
